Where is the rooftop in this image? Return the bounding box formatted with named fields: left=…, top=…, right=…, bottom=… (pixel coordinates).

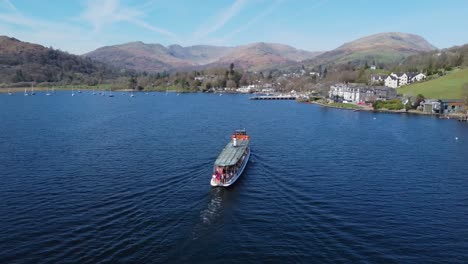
left=214, top=139, right=249, bottom=166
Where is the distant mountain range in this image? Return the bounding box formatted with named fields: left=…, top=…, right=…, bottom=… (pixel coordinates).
left=0, top=32, right=441, bottom=84
left=84, top=42, right=322, bottom=72
left=84, top=32, right=437, bottom=72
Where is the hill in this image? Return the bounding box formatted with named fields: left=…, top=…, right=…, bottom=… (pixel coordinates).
left=398, top=68, right=468, bottom=99
left=308, top=32, right=437, bottom=67
left=0, top=36, right=122, bottom=85
left=208, top=42, right=322, bottom=70
left=84, top=42, right=321, bottom=72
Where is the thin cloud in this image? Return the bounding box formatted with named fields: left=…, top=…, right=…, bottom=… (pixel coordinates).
left=1, top=0, right=17, bottom=12
left=79, top=0, right=176, bottom=38
left=192, top=0, right=247, bottom=39
left=221, top=0, right=284, bottom=42
left=130, top=19, right=176, bottom=38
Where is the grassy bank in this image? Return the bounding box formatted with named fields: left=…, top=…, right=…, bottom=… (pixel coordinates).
left=398, top=68, right=468, bottom=99
left=329, top=102, right=362, bottom=109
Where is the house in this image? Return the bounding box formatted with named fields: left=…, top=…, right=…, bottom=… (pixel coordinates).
left=370, top=74, right=386, bottom=84
left=370, top=65, right=377, bottom=70
left=310, top=72, right=320, bottom=77
left=398, top=73, right=408, bottom=86
left=329, top=83, right=397, bottom=103
left=237, top=84, right=259, bottom=93
left=384, top=72, right=426, bottom=88
left=439, top=99, right=465, bottom=114
left=421, top=99, right=441, bottom=114
left=409, top=73, right=426, bottom=82
left=384, top=75, right=399, bottom=88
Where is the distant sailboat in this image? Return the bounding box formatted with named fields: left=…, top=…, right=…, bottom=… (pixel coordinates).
left=31, top=83, right=35, bottom=95
left=109, top=88, right=114, bottom=97
left=71, top=86, right=75, bottom=96
left=45, top=87, right=51, bottom=96
left=24, top=87, right=28, bottom=96
left=7, top=88, right=12, bottom=95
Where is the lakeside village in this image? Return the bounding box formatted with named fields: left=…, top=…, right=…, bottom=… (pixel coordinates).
left=228, top=71, right=467, bottom=121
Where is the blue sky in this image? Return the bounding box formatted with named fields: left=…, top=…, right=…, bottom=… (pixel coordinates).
left=1, top=0, right=467, bottom=54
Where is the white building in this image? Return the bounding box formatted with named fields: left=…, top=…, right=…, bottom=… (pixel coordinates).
left=237, top=84, right=259, bottom=93
left=329, top=83, right=397, bottom=103
left=410, top=73, right=426, bottom=82
left=385, top=75, right=399, bottom=88
left=384, top=72, right=426, bottom=88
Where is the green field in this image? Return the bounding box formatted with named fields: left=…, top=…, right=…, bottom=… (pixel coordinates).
left=329, top=103, right=361, bottom=109
left=398, top=68, right=468, bottom=99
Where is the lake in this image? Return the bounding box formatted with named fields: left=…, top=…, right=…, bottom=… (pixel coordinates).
left=1, top=91, right=467, bottom=263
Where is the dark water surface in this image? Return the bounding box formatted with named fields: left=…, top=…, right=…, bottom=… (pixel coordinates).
left=1, top=92, right=467, bottom=263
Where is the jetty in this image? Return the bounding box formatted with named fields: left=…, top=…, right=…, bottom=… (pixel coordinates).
left=250, top=95, right=296, bottom=100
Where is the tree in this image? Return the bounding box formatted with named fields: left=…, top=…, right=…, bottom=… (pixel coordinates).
left=456, top=54, right=464, bottom=67
left=14, top=69, right=25, bottom=82
left=357, top=68, right=367, bottom=84
left=405, top=98, right=412, bottom=111
left=204, top=82, right=212, bottom=91
left=226, top=80, right=236, bottom=89
left=128, top=76, right=137, bottom=90
left=229, top=63, right=234, bottom=75
left=414, top=94, right=425, bottom=109
left=323, top=67, right=328, bottom=79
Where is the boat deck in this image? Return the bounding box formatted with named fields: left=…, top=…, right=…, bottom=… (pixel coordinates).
left=214, top=139, right=249, bottom=166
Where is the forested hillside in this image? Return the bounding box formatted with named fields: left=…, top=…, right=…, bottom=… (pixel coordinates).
left=0, top=36, right=127, bottom=86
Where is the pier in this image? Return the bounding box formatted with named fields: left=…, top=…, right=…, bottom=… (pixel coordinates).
left=249, top=95, right=297, bottom=100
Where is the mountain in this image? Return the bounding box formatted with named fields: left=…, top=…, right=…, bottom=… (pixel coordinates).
left=208, top=42, right=322, bottom=70
left=309, top=32, right=437, bottom=66
left=84, top=42, right=321, bottom=72
left=0, top=36, right=121, bottom=84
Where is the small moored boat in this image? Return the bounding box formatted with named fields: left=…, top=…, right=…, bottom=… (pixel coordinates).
left=211, top=129, right=251, bottom=187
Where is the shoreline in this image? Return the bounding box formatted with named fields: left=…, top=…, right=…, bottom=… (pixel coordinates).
left=308, top=101, right=466, bottom=119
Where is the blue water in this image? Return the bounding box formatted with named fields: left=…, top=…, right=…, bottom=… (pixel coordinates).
left=1, top=91, right=467, bottom=263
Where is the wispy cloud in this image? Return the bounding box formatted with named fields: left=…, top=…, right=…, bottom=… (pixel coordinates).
left=0, top=0, right=177, bottom=53
left=192, top=0, right=247, bottom=40
left=79, top=0, right=176, bottom=38
left=221, top=0, right=284, bottom=42
left=1, top=0, right=17, bottom=12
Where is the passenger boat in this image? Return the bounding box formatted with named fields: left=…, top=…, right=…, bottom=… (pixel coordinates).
left=211, top=129, right=251, bottom=187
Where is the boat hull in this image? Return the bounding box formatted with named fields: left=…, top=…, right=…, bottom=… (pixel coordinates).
left=211, top=148, right=250, bottom=187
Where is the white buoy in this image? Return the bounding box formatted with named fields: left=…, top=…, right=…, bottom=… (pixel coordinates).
left=455, top=137, right=459, bottom=141
left=373, top=117, right=377, bottom=120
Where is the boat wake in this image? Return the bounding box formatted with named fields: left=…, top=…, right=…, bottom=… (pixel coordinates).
left=191, top=188, right=224, bottom=241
